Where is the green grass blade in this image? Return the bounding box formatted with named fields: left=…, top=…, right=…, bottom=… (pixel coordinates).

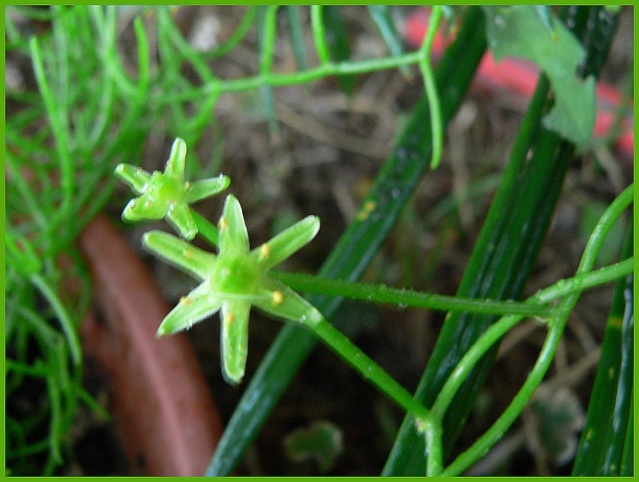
left=619, top=389, right=634, bottom=476
left=205, top=7, right=488, bottom=475
left=382, top=5, right=621, bottom=475
left=572, top=220, right=634, bottom=475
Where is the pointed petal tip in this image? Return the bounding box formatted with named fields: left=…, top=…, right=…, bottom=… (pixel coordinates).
left=305, top=215, right=321, bottom=236
left=222, top=366, right=244, bottom=386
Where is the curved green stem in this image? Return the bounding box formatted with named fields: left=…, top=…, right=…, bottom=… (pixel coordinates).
left=29, top=274, right=82, bottom=367
left=418, top=5, right=444, bottom=169
left=259, top=6, right=279, bottom=75
left=440, top=184, right=633, bottom=476
left=429, top=256, right=633, bottom=424
left=210, top=6, right=258, bottom=59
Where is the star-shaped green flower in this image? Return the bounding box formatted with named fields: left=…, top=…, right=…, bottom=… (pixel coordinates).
left=115, top=137, right=230, bottom=240
left=143, top=194, right=323, bottom=384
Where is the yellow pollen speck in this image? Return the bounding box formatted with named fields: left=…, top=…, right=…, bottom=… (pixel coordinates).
left=219, top=217, right=228, bottom=229
left=182, top=249, right=192, bottom=258
left=179, top=296, right=191, bottom=306
left=226, top=312, right=236, bottom=325
left=608, top=316, right=623, bottom=328
left=260, top=244, right=271, bottom=259
left=357, top=200, right=376, bottom=220
left=272, top=291, right=284, bottom=305
left=185, top=181, right=191, bottom=189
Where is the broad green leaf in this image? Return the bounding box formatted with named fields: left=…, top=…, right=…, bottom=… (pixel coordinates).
left=483, top=6, right=596, bottom=146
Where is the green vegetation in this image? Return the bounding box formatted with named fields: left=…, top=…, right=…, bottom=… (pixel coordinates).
left=5, top=5, right=631, bottom=476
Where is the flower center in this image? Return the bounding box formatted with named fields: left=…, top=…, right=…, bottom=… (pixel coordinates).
left=211, top=254, right=261, bottom=295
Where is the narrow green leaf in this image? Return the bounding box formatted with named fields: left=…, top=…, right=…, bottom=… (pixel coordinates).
left=572, top=221, right=634, bottom=475
left=619, top=390, right=634, bottom=476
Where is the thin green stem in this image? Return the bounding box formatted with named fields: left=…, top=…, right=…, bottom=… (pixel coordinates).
left=210, top=6, right=258, bottom=59
left=430, top=257, right=634, bottom=423
left=424, top=420, right=444, bottom=477
left=256, top=6, right=279, bottom=138
left=176, top=207, right=632, bottom=322
left=5, top=152, right=49, bottom=232
left=192, top=209, right=220, bottom=247
left=90, top=5, right=137, bottom=97
left=440, top=184, right=633, bottom=476
left=418, top=5, right=444, bottom=169
left=160, top=51, right=423, bottom=104
left=259, top=6, right=279, bottom=75
left=29, top=274, right=82, bottom=367
left=273, top=271, right=554, bottom=317
left=29, top=37, right=74, bottom=221
left=310, top=318, right=430, bottom=422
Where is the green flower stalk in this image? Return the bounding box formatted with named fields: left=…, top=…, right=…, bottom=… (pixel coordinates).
left=143, top=194, right=322, bottom=384
left=115, top=137, right=230, bottom=240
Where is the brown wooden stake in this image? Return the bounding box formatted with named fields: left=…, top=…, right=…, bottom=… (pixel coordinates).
left=80, top=215, right=224, bottom=476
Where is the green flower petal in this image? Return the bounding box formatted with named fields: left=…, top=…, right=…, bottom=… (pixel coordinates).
left=114, top=163, right=151, bottom=194
left=219, top=194, right=249, bottom=254
left=143, top=230, right=216, bottom=280
left=184, top=175, right=231, bottom=203
left=220, top=299, right=251, bottom=384
left=167, top=201, right=198, bottom=240
left=254, top=278, right=323, bottom=326
left=164, top=137, right=187, bottom=179
left=254, top=215, right=320, bottom=271
left=122, top=192, right=166, bottom=221
left=156, top=281, right=223, bottom=336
